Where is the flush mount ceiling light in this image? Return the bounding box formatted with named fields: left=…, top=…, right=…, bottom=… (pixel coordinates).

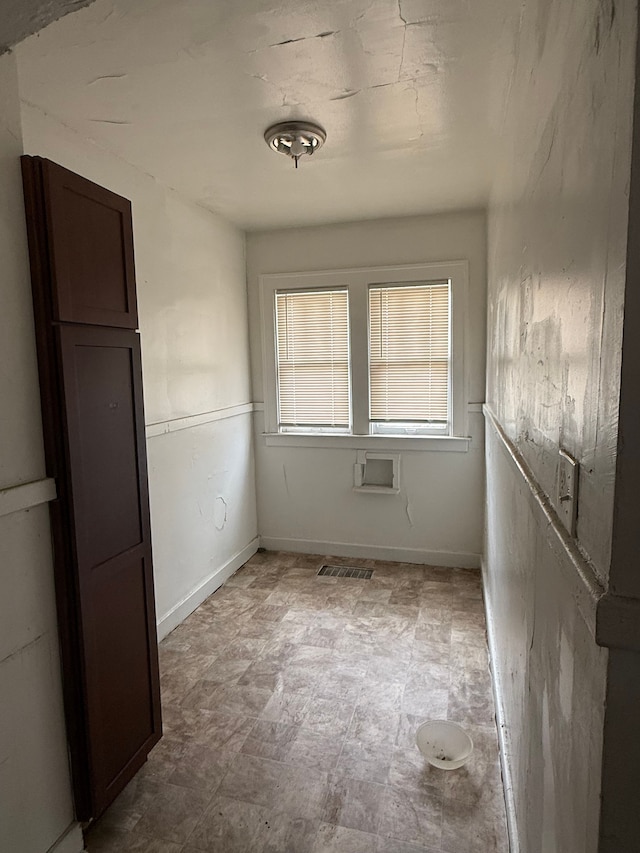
left=264, top=121, right=326, bottom=168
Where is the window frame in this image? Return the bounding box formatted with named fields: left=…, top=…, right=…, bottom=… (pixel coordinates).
left=368, top=280, right=451, bottom=435
left=259, top=261, right=469, bottom=442
left=275, top=286, right=352, bottom=433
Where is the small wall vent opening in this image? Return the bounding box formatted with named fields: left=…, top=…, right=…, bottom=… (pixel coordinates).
left=353, top=451, right=400, bottom=493
left=318, top=565, right=373, bottom=579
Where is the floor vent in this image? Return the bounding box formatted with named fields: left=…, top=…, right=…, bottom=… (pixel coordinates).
left=318, top=565, right=373, bottom=580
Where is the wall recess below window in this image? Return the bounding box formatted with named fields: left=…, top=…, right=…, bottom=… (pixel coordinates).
left=353, top=451, right=400, bottom=494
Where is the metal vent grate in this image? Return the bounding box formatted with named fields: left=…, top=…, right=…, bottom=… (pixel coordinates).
left=317, top=564, right=373, bottom=580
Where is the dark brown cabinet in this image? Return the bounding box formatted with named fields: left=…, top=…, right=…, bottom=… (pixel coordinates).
left=21, top=157, right=161, bottom=821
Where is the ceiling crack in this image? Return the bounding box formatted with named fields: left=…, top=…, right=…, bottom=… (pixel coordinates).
left=398, top=0, right=407, bottom=81
left=268, top=29, right=339, bottom=48
left=330, top=89, right=362, bottom=101
left=409, top=83, right=424, bottom=138
left=351, top=0, right=377, bottom=27
left=89, top=118, right=131, bottom=125
left=87, top=73, right=127, bottom=85
left=246, top=72, right=297, bottom=108
left=370, top=81, right=397, bottom=91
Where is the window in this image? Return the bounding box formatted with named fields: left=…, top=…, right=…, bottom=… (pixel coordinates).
left=369, top=282, right=450, bottom=435
left=275, top=289, right=350, bottom=432
left=260, top=261, right=468, bottom=442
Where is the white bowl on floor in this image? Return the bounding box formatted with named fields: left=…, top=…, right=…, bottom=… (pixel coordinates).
left=416, top=720, right=474, bottom=770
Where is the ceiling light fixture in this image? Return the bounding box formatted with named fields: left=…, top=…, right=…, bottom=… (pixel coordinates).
left=264, top=120, right=326, bottom=168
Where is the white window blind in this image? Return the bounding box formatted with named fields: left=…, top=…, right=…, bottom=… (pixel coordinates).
left=275, top=288, right=350, bottom=429
left=369, top=282, right=450, bottom=426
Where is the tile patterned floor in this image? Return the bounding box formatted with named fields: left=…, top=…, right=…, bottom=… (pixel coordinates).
left=86, top=551, right=508, bottom=853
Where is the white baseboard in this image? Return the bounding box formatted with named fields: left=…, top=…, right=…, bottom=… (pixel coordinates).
left=47, top=822, right=85, bottom=853
left=156, top=537, right=260, bottom=640
left=482, top=558, right=520, bottom=853
left=259, top=536, right=481, bottom=569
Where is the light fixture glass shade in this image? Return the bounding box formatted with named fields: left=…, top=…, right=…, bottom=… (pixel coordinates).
left=264, top=121, right=326, bottom=167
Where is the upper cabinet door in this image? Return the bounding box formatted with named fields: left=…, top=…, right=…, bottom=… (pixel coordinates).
left=42, top=159, right=138, bottom=328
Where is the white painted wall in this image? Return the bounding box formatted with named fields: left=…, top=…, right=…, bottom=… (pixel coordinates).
left=247, top=212, right=486, bottom=565
left=19, top=102, right=259, bottom=639
left=484, top=0, right=636, bottom=849
left=0, top=52, right=83, bottom=853
left=0, top=39, right=257, bottom=852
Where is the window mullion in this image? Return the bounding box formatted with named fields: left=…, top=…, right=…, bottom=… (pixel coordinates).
left=349, top=277, right=369, bottom=435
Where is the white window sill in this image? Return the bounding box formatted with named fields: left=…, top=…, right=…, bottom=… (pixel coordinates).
left=262, top=433, right=470, bottom=452
left=352, top=485, right=401, bottom=494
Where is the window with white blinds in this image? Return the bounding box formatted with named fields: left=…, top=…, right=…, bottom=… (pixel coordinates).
left=369, top=282, right=450, bottom=430
left=275, top=288, right=350, bottom=430
left=262, top=261, right=466, bottom=441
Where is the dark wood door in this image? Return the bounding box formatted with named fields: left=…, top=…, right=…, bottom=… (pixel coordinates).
left=21, top=156, right=161, bottom=820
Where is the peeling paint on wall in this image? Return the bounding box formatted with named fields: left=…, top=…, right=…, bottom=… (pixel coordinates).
left=484, top=0, right=636, bottom=849
left=214, top=495, right=227, bottom=530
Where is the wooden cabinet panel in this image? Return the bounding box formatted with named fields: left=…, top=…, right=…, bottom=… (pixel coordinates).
left=42, top=159, right=138, bottom=328
left=21, top=156, right=161, bottom=822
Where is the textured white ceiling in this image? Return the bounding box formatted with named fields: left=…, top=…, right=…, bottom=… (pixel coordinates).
left=0, top=0, right=96, bottom=53
left=17, top=0, right=518, bottom=230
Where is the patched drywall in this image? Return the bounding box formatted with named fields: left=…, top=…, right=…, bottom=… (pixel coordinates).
left=247, top=212, right=486, bottom=563
left=20, top=101, right=258, bottom=646
left=148, top=414, right=257, bottom=635
left=485, top=422, right=607, bottom=853
left=0, top=51, right=81, bottom=853
left=484, top=0, right=636, bottom=849
left=486, top=0, right=634, bottom=582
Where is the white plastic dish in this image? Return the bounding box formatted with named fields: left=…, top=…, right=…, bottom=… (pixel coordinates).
left=416, top=720, right=474, bottom=770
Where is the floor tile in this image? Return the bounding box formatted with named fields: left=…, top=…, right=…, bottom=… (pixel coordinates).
left=87, top=775, right=157, bottom=838
left=161, top=704, right=214, bottom=741
left=388, top=746, right=445, bottom=794
left=312, top=821, right=378, bottom=852
left=200, top=657, right=253, bottom=684
left=302, top=696, right=357, bottom=737
left=285, top=728, right=345, bottom=772
left=132, top=781, right=211, bottom=844
left=406, top=662, right=451, bottom=693
left=185, top=795, right=269, bottom=852
left=364, top=655, right=409, bottom=686
left=415, top=620, right=452, bottom=645
left=241, top=719, right=300, bottom=761
left=441, top=725, right=504, bottom=805
left=218, top=753, right=329, bottom=819
left=335, top=738, right=393, bottom=784
left=447, top=678, right=496, bottom=727
left=138, top=734, right=186, bottom=782
left=86, top=827, right=183, bottom=852
left=396, top=713, right=429, bottom=750
left=378, top=784, right=443, bottom=849
left=87, top=552, right=506, bottom=853
left=260, top=811, right=319, bottom=853
left=206, top=683, right=274, bottom=716
left=374, top=838, right=441, bottom=853
left=259, top=690, right=311, bottom=724
left=401, top=683, right=449, bottom=718
left=356, top=681, right=404, bottom=712
left=201, top=712, right=254, bottom=751
left=441, top=794, right=508, bottom=853
left=166, top=741, right=235, bottom=792
left=253, top=603, right=291, bottom=622
left=346, top=705, right=401, bottom=748
left=322, top=775, right=386, bottom=833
